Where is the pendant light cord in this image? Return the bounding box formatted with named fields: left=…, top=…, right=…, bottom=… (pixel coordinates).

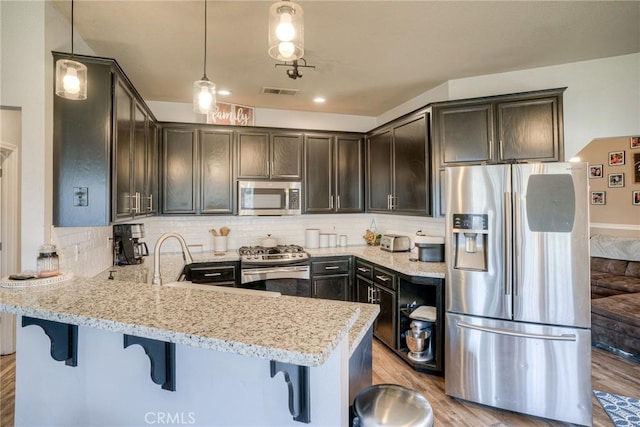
left=70, top=0, right=75, bottom=56
left=202, top=0, right=208, bottom=80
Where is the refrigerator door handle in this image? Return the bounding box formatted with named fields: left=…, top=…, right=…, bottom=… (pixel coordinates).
left=503, top=191, right=512, bottom=297
left=456, top=321, right=577, bottom=342
left=513, top=191, right=521, bottom=297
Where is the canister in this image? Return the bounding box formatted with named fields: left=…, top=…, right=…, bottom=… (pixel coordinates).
left=305, top=229, right=320, bottom=248
left=37, top=244, right=59, bottom=278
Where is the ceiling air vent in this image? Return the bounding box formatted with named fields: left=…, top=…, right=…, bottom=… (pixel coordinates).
left=261, top=87, right=299, bottom=96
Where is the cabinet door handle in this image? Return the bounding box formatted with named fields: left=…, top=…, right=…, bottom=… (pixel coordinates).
left=367, top=286, right=373, bottom=303
left=330, top=195, right=334, bottom=209
left=204, top=272, right=222, bottom=277
left=147, top=194, right=153, bottom=211
left=325, top=266, right=340, bottom=270
left=131, top=192, right=141, bottom=213
left=337, top=195, right=341, bottom=210
left=489, top=139, right=493, bottom=159
left=387, top=194, right=391, bottom=210
left=376, top=275, right=391, bottom=282
left=357, top=267, right=369, bottom=273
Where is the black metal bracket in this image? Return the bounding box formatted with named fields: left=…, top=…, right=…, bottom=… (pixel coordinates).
left=21, top=316, right=78, bottom=367
left=123, top=335, right=176, bottom=391
left=270, top=360, right=311, bottom=423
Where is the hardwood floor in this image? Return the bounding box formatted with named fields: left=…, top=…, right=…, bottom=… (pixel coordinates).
left=0, top=343, right=637, bottom=426
left=0, top=353, right=15, bottom=427
left=372, top=340, right=640, bottom=426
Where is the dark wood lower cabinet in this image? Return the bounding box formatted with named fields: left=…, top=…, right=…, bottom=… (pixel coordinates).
left=310, top=257, right=352, bottom=301
left=312, top=276, right=350, bottom=301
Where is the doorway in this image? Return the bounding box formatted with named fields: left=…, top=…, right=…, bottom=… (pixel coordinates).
left=0, top=113, right=21, bottom=355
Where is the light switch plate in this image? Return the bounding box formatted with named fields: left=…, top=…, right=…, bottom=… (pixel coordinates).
left=74, top=187, right=88, bottom=207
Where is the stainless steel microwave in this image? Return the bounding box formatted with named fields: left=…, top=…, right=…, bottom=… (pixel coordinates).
left=238, top=181, right=302, bottom=216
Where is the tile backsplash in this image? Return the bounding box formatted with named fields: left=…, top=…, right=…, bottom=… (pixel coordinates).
left=52, top=214, right=445, bottom=276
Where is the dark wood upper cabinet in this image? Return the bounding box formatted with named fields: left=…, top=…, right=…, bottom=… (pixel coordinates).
left=200, top=129, right=234, bottom=214
left=433, top=88, right=564, bottom=166
left=366, top=129, right=393, bottom=212
left=272, top=133, right=303, bottom=179
left=366, top=112, right=429, bottom=215
left=53, top=52, right=157, bottom=227
left=304, top=133, right=364, bottom=213
left=162, top=128, right=197, bottom=214
left=237, top=131, right=269, bottom=178
left=304, top=134, right=333, bottom=213
left=161, top=126, right=234, bottom=215
left=496, top=97, right=560, bottom=162
left=335, top=136, right=364, bottom=212
left=113, top=79, right=134, bottom=221
left=437, top=103, right=493, bottom=164
left=431, top=88, right=565, bottom=217
left=237, top=130, right=302, bottom=179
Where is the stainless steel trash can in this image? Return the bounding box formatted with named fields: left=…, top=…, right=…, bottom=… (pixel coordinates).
left=353, top=384, right=434, bottom=427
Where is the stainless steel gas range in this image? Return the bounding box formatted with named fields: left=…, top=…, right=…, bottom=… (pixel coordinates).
left=238, top=245, right=311, bottom=297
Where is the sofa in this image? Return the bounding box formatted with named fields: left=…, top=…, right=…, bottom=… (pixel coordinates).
left=589, top=235, right=640, bottom=359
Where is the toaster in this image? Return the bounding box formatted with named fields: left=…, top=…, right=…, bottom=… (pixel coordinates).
left=379, top=234, right=411, bottom=252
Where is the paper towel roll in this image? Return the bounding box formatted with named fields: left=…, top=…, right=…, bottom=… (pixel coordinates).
left=305, top=229, right=320, bottom=248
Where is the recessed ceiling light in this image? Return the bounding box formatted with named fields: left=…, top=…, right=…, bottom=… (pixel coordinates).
left=313, top=97, right=326, bottom=103
left=217, top=89, right=231, bottom=96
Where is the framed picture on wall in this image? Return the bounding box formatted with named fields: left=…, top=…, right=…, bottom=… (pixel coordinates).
left=609, top=150, right=625, bottom=166
left=633, top=191, right=640, bottom=206
left=608, top=173, right=624, bottom=188
left=631, top=136, right=640, bottom=149
left=635, top=153, right=640, bottom=183
left=591, top=191, right=606, bottom=205
left=589, top=164, right=603, bottom=178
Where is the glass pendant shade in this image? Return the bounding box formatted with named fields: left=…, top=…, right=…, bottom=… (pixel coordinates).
left=193, top=79, right=216, bottom=114
left=268, top=1, right=304, bottom=61
left=55, top=58, right=87, bottom=100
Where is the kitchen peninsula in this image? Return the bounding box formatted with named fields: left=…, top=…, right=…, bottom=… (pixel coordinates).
left=0, top=262, right=379, bottom=427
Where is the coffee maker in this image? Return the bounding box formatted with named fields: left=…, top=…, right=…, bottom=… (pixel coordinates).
left=113, top=224, right=148, bottom=265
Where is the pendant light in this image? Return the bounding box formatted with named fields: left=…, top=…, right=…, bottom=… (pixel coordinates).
left=55, top=0, right=87, bottom=100
left=193, top=0, right=216, bottom=114
left=268, top=0, right=304, bottom=61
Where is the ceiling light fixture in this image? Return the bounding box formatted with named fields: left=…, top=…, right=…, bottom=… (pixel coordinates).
left=55, top=0, right=87, bottom=100
left=275, top=58, right=315, bottom=80
left=193, top=0, right=216, bottom=114
left=313, top=97, right=326, bottom=104
left=268, top=1, right=304, bottom=61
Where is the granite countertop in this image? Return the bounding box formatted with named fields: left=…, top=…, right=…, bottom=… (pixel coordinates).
left=306, top=245, right=446, bottom=279
left=0, top=274, right=367, bottom=367
left=98, top=252, right=380, bottom=357
left=132, top=245, right=446, bottom=279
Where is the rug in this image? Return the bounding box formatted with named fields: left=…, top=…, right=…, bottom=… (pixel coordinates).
left=594, top=390, right=640, bottom=426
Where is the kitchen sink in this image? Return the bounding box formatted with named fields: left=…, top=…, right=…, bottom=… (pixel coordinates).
left=164, top=281, right=281, bottom=297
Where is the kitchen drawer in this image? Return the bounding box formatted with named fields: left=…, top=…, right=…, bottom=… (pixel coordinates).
left=312, top=259, right=350, bottom=275
left=355, top=260, right=374, bottom=279
left=373, top=266, right=396, bottom=290
left=183, top=262, right=238, bottom=285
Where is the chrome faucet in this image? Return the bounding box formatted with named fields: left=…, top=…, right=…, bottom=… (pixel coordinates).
left=152, top=232, right=194, bottom=285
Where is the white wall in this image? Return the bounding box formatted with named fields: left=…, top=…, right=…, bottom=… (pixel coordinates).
left=1, top=1, right=47, bottom=270
left=378, top=54, right=640, bottom=158
left=446, top=54, right=640, bottom=158
left=147, top=100, right=376, bottom=132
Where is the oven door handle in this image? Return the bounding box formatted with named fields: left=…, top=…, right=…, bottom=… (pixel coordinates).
left=241, top=266, right=309, bottom=275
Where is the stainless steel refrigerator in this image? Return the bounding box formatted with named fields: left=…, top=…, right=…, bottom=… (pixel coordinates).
left=444, top=163, right=592, bottom=426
